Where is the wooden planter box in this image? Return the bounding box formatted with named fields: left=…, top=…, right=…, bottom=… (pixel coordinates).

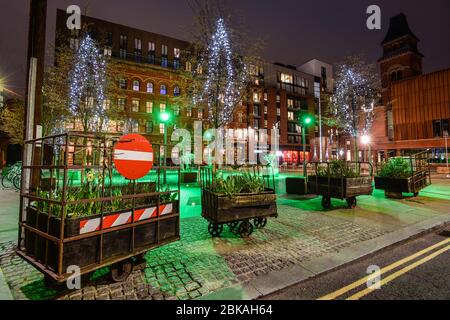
left=201, top=189, right=277, bottom=237
left=308, top=176, right=373, bottom=209
left=25, top=202, right=179, bottom=272
left=375, top=173, right=430, bottom=196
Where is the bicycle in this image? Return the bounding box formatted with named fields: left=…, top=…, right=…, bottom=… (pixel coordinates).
left=1, top=162, right=22, bottom=190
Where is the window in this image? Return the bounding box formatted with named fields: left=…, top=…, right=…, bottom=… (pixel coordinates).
left=174, top=105, right=180, bottom=116
left=160, top=123, right=165, bottom=134
left=264, top=106, right=268, bottom=114
left=264, top=120, right=268, bottom=128
left=174, top=48, right=181, bottom=58
left=148, top=42, right=155, bottom=64
left=103, top=99, right=111, bottom=110
left=197, top=65, right=203, bottom=75
left=132, top=121, right=139, bottom=133
left=134, top=38, right=142, bottom=51
left=161, top=56, right=168, bottom=68
left=146, top=101, right=153, bottom=113
left=253, top=105, right=260, bottom=117
left=433, top=120, right=442, bottom=138
left=146, top=82, right=154, bottom=93
left=174, top=86, right=181, bottom=97
left=288, top=111, right=295, bottom=121
left=120, top=35, right=127, bottom=59
left=185, top=61, right=192, bottom=72
left=287, top=99, right=294, bottom=109
left=162, top=45, right=168, bottom=56
left=280, top=73, right=294, bottom=84
left=160, top=103, right=166, bottom=113
left=70, top=38, right=79, bottom=50
left=160, top=85, right=167, bottom=95
left=119, top=79, right=127, bottom=90
left=277, top=108, right=281, bottom=116
left=238, top=113, right=243, bottom=123
left=198, top=109, right=203, bottom=119
left=253, top=119, right=259, bottom=129
left=103, top=47, right=111, bottom=57
left=264, top=92, right=268, bottom=101
left=186, top=108, right=192, bottom=117
left=146, top=121, right=153, bottom=134
left=132, top=99, right=140, bottom=112
left=387, top=110, right=394, bottom=140
left=148, top=42, right=155, bottom=52
left=118, top=98, right=126, bottom=110
left=253, top=93, right=260, bottom=103
left=133, top=80, right=140, bottom=91
left=276, top=94, right=281, bottom=103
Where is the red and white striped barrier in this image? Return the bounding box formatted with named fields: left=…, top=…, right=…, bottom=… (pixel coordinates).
left=79, top=203, right=174, bottom=235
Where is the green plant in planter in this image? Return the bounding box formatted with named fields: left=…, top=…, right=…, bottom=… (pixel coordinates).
left=378, top=158, right=411, bottom=179
left=211, top=171, right=266, bottom=198
left=317, top=160, right=359, bottom=178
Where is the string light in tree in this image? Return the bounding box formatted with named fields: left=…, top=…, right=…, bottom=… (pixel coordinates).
left=69, top=33, right=108, bottom=132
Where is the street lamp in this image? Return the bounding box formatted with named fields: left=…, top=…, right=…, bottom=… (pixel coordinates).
left=299, top=113, right=314, bottom=178
left=361, top=134, right=372, bottom=165
left=159, top=112, right=172, bottom=183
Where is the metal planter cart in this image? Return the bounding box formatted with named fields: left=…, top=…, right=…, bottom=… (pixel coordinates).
left=375, top=151, right=432, bottom=197
left=17, top=132, right=181, bottom=283
left=308, top=162, right=374, bottom=209
left=200, top=166, right=278, bottom=238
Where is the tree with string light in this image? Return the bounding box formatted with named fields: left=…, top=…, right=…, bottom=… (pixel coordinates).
left=69, top=33, right=108, bottom=133
left=330, top=56, right=380, bottom=162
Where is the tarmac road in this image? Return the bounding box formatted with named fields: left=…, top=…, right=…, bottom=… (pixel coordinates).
left=260, top=224, right=450, bottom=300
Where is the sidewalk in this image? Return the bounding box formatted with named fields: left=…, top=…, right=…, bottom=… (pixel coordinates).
left=0, top=180, right=449, bottom=300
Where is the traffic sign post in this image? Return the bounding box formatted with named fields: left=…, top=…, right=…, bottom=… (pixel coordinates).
left=113, top=134, right=154, bottom=180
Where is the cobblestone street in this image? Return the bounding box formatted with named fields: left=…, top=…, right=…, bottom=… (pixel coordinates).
left=0, top=204, right=387, bottom=300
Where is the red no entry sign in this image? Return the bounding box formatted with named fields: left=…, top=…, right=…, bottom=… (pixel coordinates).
left=113, top=134, right=154, bottom=180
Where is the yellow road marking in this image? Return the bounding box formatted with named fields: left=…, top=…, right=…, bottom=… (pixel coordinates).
left=346, top=244, right=450, bottom=300
left=318, top=237, right=450, bottom=300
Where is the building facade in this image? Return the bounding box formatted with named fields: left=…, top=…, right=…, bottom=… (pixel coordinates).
left=55, top=9, right=330, bottom=165
left=371, top=13, right=450, bottom=163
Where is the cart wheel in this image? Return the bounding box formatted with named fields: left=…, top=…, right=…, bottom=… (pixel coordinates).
left=110, top=259, right=133, bottom=283
left=346, top=197, right=357, bottom=209
left=208, top=223, right=223, bottom=238
left=321, top=196, right=331, bottom=209
left=227, top=221, right=239, bottom=232
left=238, top=221, right=254, bottom=238
left=254, top=217, right=267, bottom=229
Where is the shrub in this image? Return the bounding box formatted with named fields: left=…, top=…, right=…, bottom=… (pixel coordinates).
left=378, top=158, right=411, bottom=179
left=317, top=160, right=359, bottom=178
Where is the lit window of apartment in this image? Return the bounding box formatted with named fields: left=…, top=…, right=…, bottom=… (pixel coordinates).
left=160, top=123, right=165, bottom=134
left=103, top=99, right=111, bottom=110
left=119, top=79, right=127, bottom=90
left=253, top=119, right=259, bottom=129
left=280, top=73, right=294, bottom=84
left=133, top=80, right=140, bottom=91
left=264, top=92, right=268, bottom=101
left=288, top=111, right=295, bottom=121
left=160, top=103, right=166, bottom=113
left=287, top=99, right=294, bottom=109
left=118, top=98, right=126, bottom=111
left=185, top=61, right=192, bottom=72
left=162, top=45, right=168, bottom=56
left=134, top=38, right=142, bottom=53
left=198, top=109, right=203, bottom=119
left=276, top=94, right=281, bottom=103
left=103, top=47, right=112, bottom=57
left=264, top=120, right=268, bottom=128
left=277, top=108, right=281, bottom=116
left=132, top=99, right=140, bottom=112
left=160, top=85, right=167, bottom=95
left=186, top=108, right=192, bottom=117
left=253, top=92, right=260, bottom=103
left=174, top=86, right=181, bottom=97
left=264, top=106, right=268, bottom=114
left=146, top=121, right=153, bottom=134
left=148, top=42, right=155, bottom=52
left=174, top=48, right=181, bottom=59
left=197, top=65, right=203, bottom=75
left=147, top=82, right=154, bottom=93
left=146, top=101, right=153, bottom=113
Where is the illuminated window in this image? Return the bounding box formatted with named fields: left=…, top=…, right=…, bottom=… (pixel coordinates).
left=277, top=108, right=281, bottom=116
left=118, top=98, right=126, bottom=110
left=185, top=61, right=192, bottom=72
left=132, top=99, right=140, bottom=112
left=146, top=101, right=153, bottom=113
left=146, top=121, right=153, bottom=134
left=132, top=121, right=139, bottom=133
left=146, top=83, right=154, bottom=93
left=133, top=80, right=140, bottom=91
left=148, top=42, right=155, bottom=52
left=253, top=93, right=260, bottom=103
left=288, top=99, right=294, bottom=109
left=198, top=109, right=203, bottom=119
left=174, top=86, right=181, bottom=97
left=288, top=111, right=294, bottom=121
left=160, top=103, right=166, bottom=113
left=174, top=48, right=181, bottom=58
left=280, top=73, right=293, bottom=84
left=160, top=123, right=165, bottom=134
left=197, top=65, right=203, bottom=75
left=162, top=45, right=168, bottom=56
left=103, top=99, right=111, bottom=110
left=186, top=108, right=192, bottom=117
left=160, top=85, right=167, bottom=95
left=119, top=79, right=127, bottom=89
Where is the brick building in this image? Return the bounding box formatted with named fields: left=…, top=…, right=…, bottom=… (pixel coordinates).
left=370, top=13, right=450, bottom=163
left=55, top=9, right=329, bottom=165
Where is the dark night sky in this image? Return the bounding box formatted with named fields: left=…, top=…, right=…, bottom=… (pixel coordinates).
left=1, top=0, right=449, bottom=97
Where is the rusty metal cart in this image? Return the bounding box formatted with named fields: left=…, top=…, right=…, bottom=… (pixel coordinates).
left=308, top=162, right=374, bottom=209
left=17, top=132, right=180, bottom=283
left=200, top=166, right=277, bottom=238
